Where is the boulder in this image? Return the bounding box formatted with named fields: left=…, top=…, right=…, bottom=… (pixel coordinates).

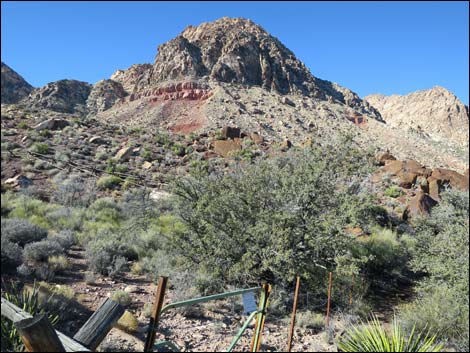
left=398, top=172, right=418, bottom=189
left=427, top=177, right=442, bottom=201
left=281, top=96, right=295, bottom=107
left=34, top=118, right=69, bottom=131
left=4, top=174, right=33, bottom=189
left=407, top=190, right=438, bottom=217
left=213, top=140, right=241, bottom=157
left=89, top=136, right=107, bottom=145
left=113, top=146, right=133, bottom=162
left=280, top=139, right=292, bottom=151
left=250, top=132, right=264, bottom=145
left=430, top=168, right=469, bottom=191
left=376, top=151, right=396, bottom=165
left=142, top=161, right=153, bottom=169
left=221, top=126, right=241, bottom=139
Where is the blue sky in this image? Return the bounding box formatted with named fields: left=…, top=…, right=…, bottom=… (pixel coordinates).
left=2, top=1, right=469, bottom=104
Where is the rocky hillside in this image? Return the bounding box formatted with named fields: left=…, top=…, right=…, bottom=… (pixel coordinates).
left=20, top=79, right=92, bottom=116
left=1, top=17, right=468, bottom=173
left=365, top=87, right=469, bottom=146
left=1, top=62, right=34, bottom=104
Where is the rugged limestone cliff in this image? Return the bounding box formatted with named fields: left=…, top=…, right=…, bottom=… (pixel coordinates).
left=365, top=87, right=469, bottom=146
left=1, top=62, right=34, bottom=104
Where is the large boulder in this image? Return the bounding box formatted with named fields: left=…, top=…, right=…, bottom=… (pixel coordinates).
left=33, top=118, right=69, bottom=131
left=213, top=140, right=241, bottom=157
left=221, top=126, right=241, bottom=139
left=430, top=168, right=469, bottom=191
left=113, top=146, right=133, bottom=162
left=376, top=151, right=396, bottom=165
left=407, top=190, right=438, bottom=217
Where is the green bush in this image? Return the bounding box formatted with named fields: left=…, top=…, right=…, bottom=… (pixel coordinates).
left=23, top=239, right=64, bottom=263
left=352, top=227, right=413, bottom=280
left=96, top=175, right=122, bottom=190
left=1, top=218, right=48, bottom=246
left=401, top=190, right=469, bottom=350
left=384, top=185, right=404, bottom=198
left=31, top=142, right=50, bottom=154
left=111, top=290, right=132, bottom=306
left=171, top=135, right=381, bottom=299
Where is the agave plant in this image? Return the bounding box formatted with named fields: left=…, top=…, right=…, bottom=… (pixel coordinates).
left=337, top=314, right=444, bottom=352
left=1, top=281, right=59, bottom=352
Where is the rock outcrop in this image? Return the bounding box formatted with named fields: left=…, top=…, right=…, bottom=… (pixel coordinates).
left=365, top=87, right=469, bottom=146
left=110, top=64, right=152, bottom=94
left=21, top=79, right=92, bottom=115
left=1, top=62, right=34, bottom=104
left=86, top=79, right=127, bottom=115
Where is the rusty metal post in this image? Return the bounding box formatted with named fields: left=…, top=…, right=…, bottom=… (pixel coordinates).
left=144, top=276, right=168, bottom=352
left=325, top=272, right=333, bottom=328
left=249, top=283, right=271, bottom=352
left=286, top=276, right=301, bottom=352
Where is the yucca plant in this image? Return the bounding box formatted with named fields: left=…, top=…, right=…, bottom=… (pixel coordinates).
left=1, top=281, right=59, bottom=352
left=337, top=314, right=444, bottom=352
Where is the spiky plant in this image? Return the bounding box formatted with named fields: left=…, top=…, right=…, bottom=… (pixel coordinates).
left=337, top=314, right=444, bottom=352
left=1, top=281, right=59, bottom=352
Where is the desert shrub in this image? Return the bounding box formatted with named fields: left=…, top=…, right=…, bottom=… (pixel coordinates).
left=23, top=239, right=64, bottom=263
left=52, top=173, right=96, bottom=207
left=295, top=311, right=325, bottom=330
left=96, top=175, right=122, bottom=190
left=84, top=231, right=133, bottom=276
left=1, top=237, right=23, bottom=270
left=141, top=148, right=153, bottom=161
left=47, top=255, right=70, bottom=272
left=17, top=121, right=29, bottom=129
left=1, top=218, right=48, bottom=246
left=116, top=311, right=139, bottom=332
left=111, top=290, right=132, bottom=306
left=352, top=227, right=414, bottom=281
left=384, top=185, right=404, bottom=198
left=49, top=230, right=75, bottom=250
left=337, top=315, right=443, bottom=352
left=400, top=190, right=469, bottom=350
left=399, top=286, right=468, bottom=350
left=171, top=135, right=381, bottom=300
left=30, top=142, right=50, bottom=154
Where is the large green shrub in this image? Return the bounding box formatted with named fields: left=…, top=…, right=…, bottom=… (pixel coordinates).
left=400, top=190, right=469, bottom=350
left=170, top=136, right=382, bottom=298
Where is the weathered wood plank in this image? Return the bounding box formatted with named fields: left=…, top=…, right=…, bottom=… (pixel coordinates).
left=15, top=314, right=65, bottom=352
left=1, top=297, right=90, bottom=352
left=73, top=298, right=124, bottom=350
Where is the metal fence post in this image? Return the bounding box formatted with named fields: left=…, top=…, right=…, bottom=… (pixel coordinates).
left=144, top=276, right=168, bottom=352
left=249, top=283, right=271, bottom=352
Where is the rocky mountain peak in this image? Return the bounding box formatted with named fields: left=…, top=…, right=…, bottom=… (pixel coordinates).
left=1, top=62, right=34, bottom=104
left=125, top=17, right=380, bottom=118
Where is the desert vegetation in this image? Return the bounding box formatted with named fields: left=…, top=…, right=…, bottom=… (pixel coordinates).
left=2, top=132, right=468, bottom=351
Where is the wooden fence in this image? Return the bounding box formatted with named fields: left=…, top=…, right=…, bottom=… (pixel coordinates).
left=1, top=296, right=124, bottom=352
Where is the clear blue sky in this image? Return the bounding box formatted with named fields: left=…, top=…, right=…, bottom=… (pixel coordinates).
left=2, top=1, right=469, bottom=104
